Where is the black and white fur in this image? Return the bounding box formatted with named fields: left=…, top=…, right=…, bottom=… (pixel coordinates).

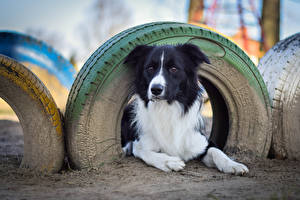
left=121, top=44, right=248, bottom=175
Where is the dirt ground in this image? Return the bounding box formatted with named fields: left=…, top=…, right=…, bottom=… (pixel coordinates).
left=0, top=120, right=300, bottom=200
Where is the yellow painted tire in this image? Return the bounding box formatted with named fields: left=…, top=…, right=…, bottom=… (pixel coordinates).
left=0, top=55, right=64, bottom=173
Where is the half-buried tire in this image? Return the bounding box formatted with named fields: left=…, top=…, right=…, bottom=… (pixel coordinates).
left=258, top=33, right=300, bottom=160
left=0, top=55, right=64, bottom=173
left=65, top=22, right=272, bottom=169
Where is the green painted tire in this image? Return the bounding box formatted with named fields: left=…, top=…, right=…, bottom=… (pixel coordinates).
left=65, top=22, right=271, bottom=169
left=0, top=55, right=64, bottom=173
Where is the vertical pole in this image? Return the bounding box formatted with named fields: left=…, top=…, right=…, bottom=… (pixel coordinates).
left=188, top=0, right=205, bottom=24
left=261, top=0, right=280, bottom=51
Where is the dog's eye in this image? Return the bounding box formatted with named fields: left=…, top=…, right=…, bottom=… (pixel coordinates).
left=147, top=66, right=154, bottom=73
left=169, top=67, right=178, bottom=73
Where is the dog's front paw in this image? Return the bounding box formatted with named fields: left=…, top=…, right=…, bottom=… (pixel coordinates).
left=166, top=157, right=185, bottom=171
left=221, top=161, right=249, bottom=175
left=156, top=157, right=185, bottom=172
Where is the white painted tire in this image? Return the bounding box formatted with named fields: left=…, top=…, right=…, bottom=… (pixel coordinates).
left=258, top=33, right=300, bottom=160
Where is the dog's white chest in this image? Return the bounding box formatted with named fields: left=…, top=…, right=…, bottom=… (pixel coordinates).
left=134, top=97, right=208, bottom=161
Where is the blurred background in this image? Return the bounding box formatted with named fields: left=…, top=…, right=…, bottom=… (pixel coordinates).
left=0, top=0, right=299, bottom=69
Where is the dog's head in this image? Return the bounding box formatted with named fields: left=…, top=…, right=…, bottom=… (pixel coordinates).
left=124, top=44, right=210, bottom=110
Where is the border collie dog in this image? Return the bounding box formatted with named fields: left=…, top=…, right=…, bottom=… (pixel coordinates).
left=121, top=44, right=249, bottom=175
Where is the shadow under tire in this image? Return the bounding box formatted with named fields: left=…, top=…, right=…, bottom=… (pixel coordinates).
left=65, top=22, right=271, bottom=169
left=0, top=55, right=65, bottom=173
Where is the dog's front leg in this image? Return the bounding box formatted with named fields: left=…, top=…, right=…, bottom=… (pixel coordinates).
left=132, top=140, right=185, bottom=172
left=202, top=147, right=249, bottom=175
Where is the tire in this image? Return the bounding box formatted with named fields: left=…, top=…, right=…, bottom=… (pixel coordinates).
left=258, top=33, right=300, bottom=160
left=0, top=31, right=77, bottom=110
left=65, top=22, right=271, bottom=169
left=0, top=55, right=65, bottom=173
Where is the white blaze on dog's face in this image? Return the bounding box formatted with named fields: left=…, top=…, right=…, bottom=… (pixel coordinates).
left=147, top=51, right=166, bottom=101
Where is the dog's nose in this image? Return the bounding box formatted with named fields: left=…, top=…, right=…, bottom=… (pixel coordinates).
left=151, top=84, right=164, bottom=96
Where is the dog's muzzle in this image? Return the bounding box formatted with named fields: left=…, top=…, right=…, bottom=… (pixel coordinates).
left=149, top=84, right=165, bottom=101
left=151, top=84, right=164, bottom=96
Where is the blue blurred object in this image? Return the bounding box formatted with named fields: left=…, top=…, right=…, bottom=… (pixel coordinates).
left=0, top=31, right=76, bottom=90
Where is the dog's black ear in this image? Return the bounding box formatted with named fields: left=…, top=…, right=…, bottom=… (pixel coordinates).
left=176, top=43, right=210, bottom=66
left=124, top=45, right=153, bottom=67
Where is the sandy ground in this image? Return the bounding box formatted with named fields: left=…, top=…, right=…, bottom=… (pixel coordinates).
left=0, top=119, right=300, bottom=200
